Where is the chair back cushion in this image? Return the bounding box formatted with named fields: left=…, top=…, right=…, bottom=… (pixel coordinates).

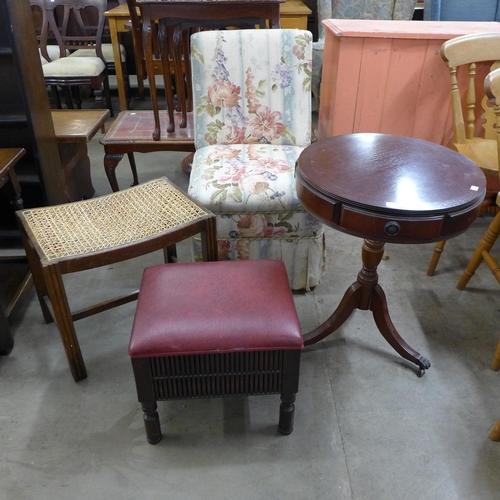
left=191, top=29, right=312, bottom=150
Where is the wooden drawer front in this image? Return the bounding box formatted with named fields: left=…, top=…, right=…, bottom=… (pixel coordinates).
left=339, top=206, right=444, bottom=242
left=295, top=181, right=336, bottom=223
left=441, top=204, right=483, bottom=237
left=280, top=15, right=308, bottom=30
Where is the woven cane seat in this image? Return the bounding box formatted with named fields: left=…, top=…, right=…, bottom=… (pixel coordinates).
left=16, top=176, right=218, bottom=382
left=20, top=177, right=212, bottom=264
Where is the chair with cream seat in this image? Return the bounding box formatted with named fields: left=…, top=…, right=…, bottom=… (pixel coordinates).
left=450, top=67, right=500, bottom=373
left=30, top=0, right=67, bottom=67
left=426, top=33, right=500, bottom=276
left=36, top=0, right=114, bottom=115
left=187, top=29, right=325, bottom=291
left=449, top=66, right=500, bottom=441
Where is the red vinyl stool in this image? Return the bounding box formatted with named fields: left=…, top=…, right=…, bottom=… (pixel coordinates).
left=129, top=259, right=303, bottom=444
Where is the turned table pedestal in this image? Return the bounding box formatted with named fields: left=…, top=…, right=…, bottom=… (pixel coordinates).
left=296, top=134, right=486, bottom=375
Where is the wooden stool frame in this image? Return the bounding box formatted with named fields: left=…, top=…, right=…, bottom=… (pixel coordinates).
left=16, top=178, right=217, bottom=381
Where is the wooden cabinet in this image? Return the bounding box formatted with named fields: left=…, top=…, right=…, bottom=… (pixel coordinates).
left=0, top=0, right=66, bottom=235
left=280, top=0, right=312, bottom=30
left=318, top=20, right=500, bottom=145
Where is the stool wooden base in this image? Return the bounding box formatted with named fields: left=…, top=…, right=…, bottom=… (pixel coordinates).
left=129, top=260, right=303, bottom=443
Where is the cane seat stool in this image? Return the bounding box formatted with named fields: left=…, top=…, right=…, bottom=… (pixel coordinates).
left=16, top=177, right=217, bottom=382
left=128, top=259, right=304, bottom=444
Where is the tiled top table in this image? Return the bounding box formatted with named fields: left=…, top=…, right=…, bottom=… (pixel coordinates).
left=318, top=20, right=500, bottom=145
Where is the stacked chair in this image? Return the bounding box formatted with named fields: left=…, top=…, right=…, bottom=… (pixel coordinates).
left=427, top=33, right=500, bottom=276
left=463, top=67, right=500, bottom=373
left=32, top=0, right=114, bottom=115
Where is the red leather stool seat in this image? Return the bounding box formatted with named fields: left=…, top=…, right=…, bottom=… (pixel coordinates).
left=129, top=259, right=303, bottom=444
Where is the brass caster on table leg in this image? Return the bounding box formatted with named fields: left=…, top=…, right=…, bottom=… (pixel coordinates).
left=416, top=356, right=431, bottom=377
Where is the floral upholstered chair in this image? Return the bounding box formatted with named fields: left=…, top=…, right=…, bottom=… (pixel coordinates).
left=312, top=0, right=417, bottom=107
left=187, top=29, right=325, bottom=290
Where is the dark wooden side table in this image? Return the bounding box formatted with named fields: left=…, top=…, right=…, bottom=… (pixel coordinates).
left=296, top=134, right=486, bottom=376
left=0, top=147, right=26, bottom=355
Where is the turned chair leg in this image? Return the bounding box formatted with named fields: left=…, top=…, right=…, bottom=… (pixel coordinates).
left=491, top=336, right=500, bottom=371
left=490, top=419, right=500, bottom=441
left=427, top=240, right=446, bottom=276
left=457, top=212, right=500, bottom=290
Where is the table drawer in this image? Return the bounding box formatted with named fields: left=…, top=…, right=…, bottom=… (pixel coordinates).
left=339, top=205, right=444, bottom=242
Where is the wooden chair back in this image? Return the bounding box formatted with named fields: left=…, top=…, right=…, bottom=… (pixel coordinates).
left=126, top=0, right=193, bottom=139
left=426, top=34, right=500, bottom=277
left=485, top=66, right=500, bottom=159
left=40, top=0, right=107, bottom=63
left=441, top=32, right=500, bottom=205
left=442, top=33, right=500, bottom=138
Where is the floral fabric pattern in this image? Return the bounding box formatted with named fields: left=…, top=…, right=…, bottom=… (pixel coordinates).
left=191, top=29, right=312, bottom=150
left=188, top=30, right=324, bottom=290
left=189, top=143, right=302, bottom=212
left=192, top=231, right=326, bottom=291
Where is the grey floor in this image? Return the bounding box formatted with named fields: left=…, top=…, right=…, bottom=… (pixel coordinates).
left=2, top=88, right=500, bottom=499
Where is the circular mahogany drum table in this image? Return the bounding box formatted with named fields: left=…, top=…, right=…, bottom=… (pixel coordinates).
left=296, top=133, right=486, bottom=376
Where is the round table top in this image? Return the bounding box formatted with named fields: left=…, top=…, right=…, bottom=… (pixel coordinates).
left=296, top=134, right=487, bottom=243
left=297, top=134, right=486, bottom=216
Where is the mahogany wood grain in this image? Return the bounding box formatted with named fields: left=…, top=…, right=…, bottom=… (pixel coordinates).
left=296, top=133, right=486, bottom=375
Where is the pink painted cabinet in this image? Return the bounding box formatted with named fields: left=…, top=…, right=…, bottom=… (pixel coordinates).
left=317, top=20, right=500, bottom=145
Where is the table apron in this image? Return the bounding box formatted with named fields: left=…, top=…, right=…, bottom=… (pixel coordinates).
left=141, top=3, right=279, bottom=22
left=297, top=180, right=484, bottom=244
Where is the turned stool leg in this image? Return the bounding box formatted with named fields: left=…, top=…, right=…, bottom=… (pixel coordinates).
left=278, top=393, right=296, bottom=435
left=279, top=350, right=301, bottom=435
left=142, top=401, right=162, bottom=444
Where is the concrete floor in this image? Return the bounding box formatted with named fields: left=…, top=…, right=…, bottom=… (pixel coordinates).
left=2, top=90, right=500, bottom=499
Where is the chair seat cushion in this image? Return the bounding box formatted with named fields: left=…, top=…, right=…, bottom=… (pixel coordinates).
left=39, top=45, right=68, bottom=65
left=69, top=43, right=127, bottom=63
left=42, top=56, right=106, bottom=77
left=188, top=143, right=322, bottom=239
left=129, top=260, right=303, bottom=358
left=189, top=143, right=304, bottom=212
